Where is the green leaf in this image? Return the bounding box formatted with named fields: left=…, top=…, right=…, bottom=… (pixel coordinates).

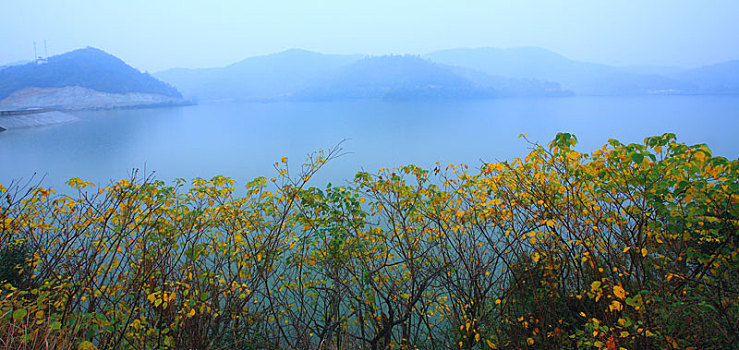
left=631, top=153, right=644, bottom=164
left=12, top=308, right=28, bottom=322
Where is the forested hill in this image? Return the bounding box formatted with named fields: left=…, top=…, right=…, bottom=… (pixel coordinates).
left=293, top=55, right=496, bottom=100
left=425, top=47, right=739, bottom=95
left=155, top=51, right=570, bottom=101
left=0, top=47, right=182, bottom=100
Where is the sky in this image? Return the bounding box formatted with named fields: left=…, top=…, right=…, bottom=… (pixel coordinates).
left=1, top=0, right=738, bottom=72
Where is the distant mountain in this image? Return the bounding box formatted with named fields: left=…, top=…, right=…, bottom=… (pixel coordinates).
left=292, top=55, right=494, bottom=100
left=427, top=47, right=603, bottom=81
left=673, top=60, right=739, bottom=94
left=620, top=65, right=686, bottom=77
left=154, top=47, right=737, bottom=101
left=425, top=47, right=694, bottom=95
left=156, top=51, right=570, bottom=101
left=295, top=55, right=572, bottom=100
left=0, top=47, right=182, bottom=101
left=0, top=60, right=31, bottom=72
left=155, top=49, right=362, bottom=101
left=445, top=65, right=571, bottom=97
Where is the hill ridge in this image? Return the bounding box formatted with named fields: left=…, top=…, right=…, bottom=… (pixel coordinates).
left=0, top=47, right=182, bottom=101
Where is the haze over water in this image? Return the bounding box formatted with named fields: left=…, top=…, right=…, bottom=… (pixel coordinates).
left=1, top=95, right=737, bottom=190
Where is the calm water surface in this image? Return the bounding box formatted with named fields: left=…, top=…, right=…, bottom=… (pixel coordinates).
left=1, top=96, right=738, bottom=190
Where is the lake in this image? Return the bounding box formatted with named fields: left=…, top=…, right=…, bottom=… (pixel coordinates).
left=1, top=95, right=738, bottom=191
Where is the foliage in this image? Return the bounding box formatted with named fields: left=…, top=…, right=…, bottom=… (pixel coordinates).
left=0, top=134, right=736, bottom=349
left=0, top=242, right=30, bottom=289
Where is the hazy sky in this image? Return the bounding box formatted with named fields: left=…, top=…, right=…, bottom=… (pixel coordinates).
left=1, top=0, right=738, bottom=72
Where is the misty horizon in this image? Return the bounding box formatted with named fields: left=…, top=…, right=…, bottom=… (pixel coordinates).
left=4, top=45, right=739, bottom=74
left=2, top=1, right=739, bottom=72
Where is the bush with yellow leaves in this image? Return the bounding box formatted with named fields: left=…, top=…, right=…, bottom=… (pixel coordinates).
left=0, top=134, right=736, bottom=349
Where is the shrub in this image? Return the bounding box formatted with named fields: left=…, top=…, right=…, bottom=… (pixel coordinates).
left=0, top=134, right=735, bottom=349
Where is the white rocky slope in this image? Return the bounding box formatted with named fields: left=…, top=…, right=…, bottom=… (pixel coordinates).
left=0, top=86, right=185, bottom=110
left=0, top=111, right=78, bottom=130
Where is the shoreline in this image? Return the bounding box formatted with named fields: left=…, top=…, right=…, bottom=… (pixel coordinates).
left=0, top=108, right=57, bottom=116
left=0, top=110, right=79, bottom=130
left=0, top=101, right=195, bottom=132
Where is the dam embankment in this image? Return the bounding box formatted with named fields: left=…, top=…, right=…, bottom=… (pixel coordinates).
left=0, top=109, right=78, bottom=131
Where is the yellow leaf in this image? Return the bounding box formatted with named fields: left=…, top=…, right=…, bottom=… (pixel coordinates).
left=694, top=151, right=706, bottom=162
left=187, top=309, right=196, bottom=318
left=475, top=333, right=481, bottom=342
left=281, top=156, right=287, bottom=163
left=591, top=281, right=602, bottom=292
left=528, top=237, right=537, bottom=245
left=527, top=338, right=534, bottom=345
left=532, top=252, right=541, bottom=263
left=613, top=285, right=626, bottom=300
left=486, top=339, right=498, bottom=349
left=641, top=248, right=648, bottom=257
left=78, top=341, right=97, bottom=350
left=609, top=300, right=623, bottom=312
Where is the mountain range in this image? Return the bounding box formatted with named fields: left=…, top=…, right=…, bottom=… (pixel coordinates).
left=425, top=47, right=739, bottom=95
left=155, top=49, right=573, bottom=101
left=154, top=49, right=360, bottom=102
left=155, top=47, right=739, bottom=101
left=1, top=46, right=737, bottom=110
